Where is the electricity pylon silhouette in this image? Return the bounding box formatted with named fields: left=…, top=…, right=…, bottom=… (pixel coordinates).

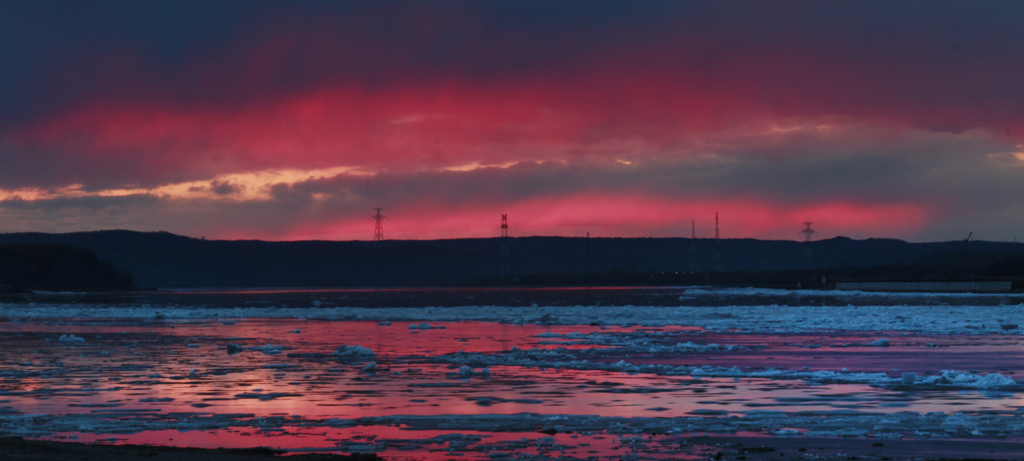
left=499, top=214, right=510, bottom=275
left=372, top=208, right=386, bottom=241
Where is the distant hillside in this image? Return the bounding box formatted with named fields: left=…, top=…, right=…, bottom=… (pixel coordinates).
left=0, top=243, right=135, bottom=292
left=0, top=230, right=1021, bottom=288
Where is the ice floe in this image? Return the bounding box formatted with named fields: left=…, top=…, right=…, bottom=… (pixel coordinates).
left=225, top=343, right=288, bottom=355
left=4, top=301, right=1022, bottom=335
left=332, top=344, right=377, bottom=357
left=7, top=409, right=1024, bottom=442
left=408, top=322, right=445, bottom=330
left=426, top=347, right=1021, bottom=390
left=920, top=370, right=1017, bottom=388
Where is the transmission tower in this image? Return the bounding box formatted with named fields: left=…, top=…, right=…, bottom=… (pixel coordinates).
left=801, top=222, right=816, bottom=242
left=584, top=231, right=591, bottom=273
left=372, top=208, right=386, bottom=241
left=801, top=222, right=817, bottom=269
left=714, top=213, right=722, bottom=271
left=499, top=214, right=510, bottom=276
left=689, top=220, right=696, bottom=272
left=956, top=232, right=972, bottom=275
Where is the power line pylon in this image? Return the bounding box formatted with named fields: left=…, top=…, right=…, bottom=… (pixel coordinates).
left=499, top=214, right=510, bottom=276
left=690, top=219, right=696, bottom=272
left=584, top=231, right=591, bottom=273
left=372, top=208, right=386, bottom=241
left=801, top=222, right=816, bottom=269
left=956, top=232, right=972, bottom=275
left=801, top=222, right=816, bottom=242
left=714, top=212, right=722, bottom=271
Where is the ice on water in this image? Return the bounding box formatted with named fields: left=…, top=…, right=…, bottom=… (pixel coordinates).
left=1, top=286, right=1023, bottom=459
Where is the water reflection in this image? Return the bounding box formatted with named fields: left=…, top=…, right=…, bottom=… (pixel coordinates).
left=1, top=317, right=1022, bottom=458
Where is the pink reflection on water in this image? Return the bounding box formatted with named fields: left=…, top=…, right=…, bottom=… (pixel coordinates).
left=2, top=317, right=1024, bottom=455
left=49, top=426, right=693, bottom=460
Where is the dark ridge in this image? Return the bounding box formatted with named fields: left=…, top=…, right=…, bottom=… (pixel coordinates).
left=0, top=230, right=1021, bottom=288
left=0, top=243, right=135, bottom=292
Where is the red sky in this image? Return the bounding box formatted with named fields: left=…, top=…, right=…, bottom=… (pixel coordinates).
left=2, top=2, right=1024, bottom=242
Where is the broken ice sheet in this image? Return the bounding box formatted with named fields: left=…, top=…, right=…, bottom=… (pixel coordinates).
left=2, top=287, right=1024, bottom=459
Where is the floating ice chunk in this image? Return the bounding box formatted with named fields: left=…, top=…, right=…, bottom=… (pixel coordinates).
left=691, top=366, right=744, bottom=377
left=408, top=322, right=444, bottom=329
left=606, top=360, right=640, bottom=373
left=455, top=365, right=491, bottom=378
left=941, top=413, right=977, bottom=429
left=323, top=418, right=357, bottom=427
left=290, top=329, right=301, bottom=334
left=921, top=370, right=1016, bottom=388
left=869, top=338, right=890, bottom=347
left=362, top=362, right=377, bottom=372
left=474, top=397, right=496, bottom=406
left=226, top=343, right=244, bottom=354
left=902, top=372, right=917, bottom=386
left=801, top=369, right=894, bottom=384
left=973, top=373, right=1017, bottom=388
left=58, top=334, right=85, bottom=343
left=250, top=344, right=283, bottom=355
left=332, top=344, right=376, bottom=357
left=378, top=320, right=391, bottom=326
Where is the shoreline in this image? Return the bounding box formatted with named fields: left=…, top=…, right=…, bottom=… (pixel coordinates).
left=0, top=436, right=381, bottom=460
left=5, top=434, right=1022, bottom=461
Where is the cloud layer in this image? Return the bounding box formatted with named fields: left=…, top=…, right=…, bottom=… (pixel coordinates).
left=2, top=2, right=1023, bottom=241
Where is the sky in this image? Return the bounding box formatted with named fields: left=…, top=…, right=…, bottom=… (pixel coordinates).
left=2, top=1, right=1023, bottom=242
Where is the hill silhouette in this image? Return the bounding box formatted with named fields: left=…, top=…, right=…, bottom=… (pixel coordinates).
left=0, top=243, right=135, bottom=292
left=0, top=231, right=1021, bottom=288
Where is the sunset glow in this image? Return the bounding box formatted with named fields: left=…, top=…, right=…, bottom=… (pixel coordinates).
left=2, top=2, right=1023, bottom=241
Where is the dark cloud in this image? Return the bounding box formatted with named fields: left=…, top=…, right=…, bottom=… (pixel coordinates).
left=209, top=180, right=243, bottom=196
left=3, top=2, right=1024, bottom=240
left=4, top=2, right=1024, bottom=128
left=5, top=124, right=1018, bottom=240
left=188, top=180, right=244, bottom=196
left=0, top=194, right=159, bottom=212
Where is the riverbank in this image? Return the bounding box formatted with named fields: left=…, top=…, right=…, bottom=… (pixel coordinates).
left=0, top=437, right=381, bottom=460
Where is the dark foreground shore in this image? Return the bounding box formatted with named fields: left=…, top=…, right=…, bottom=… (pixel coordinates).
left=4, top=435, right=1023, bottom=461
left=693, top=435, right=1024, bottom=460
left=0, top=437, right=381, bottom=461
